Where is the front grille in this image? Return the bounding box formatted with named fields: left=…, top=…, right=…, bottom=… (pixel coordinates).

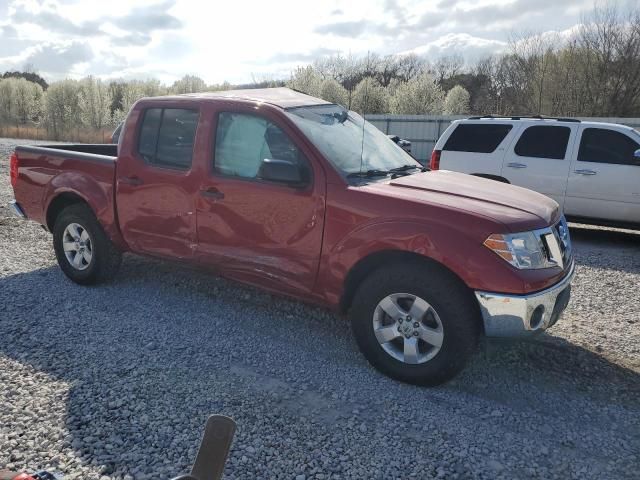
left=537, top=216, right=572, bottom=269
left=554, top=216, right=572, bottom=268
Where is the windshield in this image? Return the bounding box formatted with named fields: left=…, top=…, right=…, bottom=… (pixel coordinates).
left=285, top=104, right=420, bottom=176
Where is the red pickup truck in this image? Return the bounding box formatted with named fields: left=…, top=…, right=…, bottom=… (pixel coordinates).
left=8, top=88, right=574, bottom=385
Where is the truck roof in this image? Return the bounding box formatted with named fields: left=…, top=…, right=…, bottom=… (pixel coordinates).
left=180, top=87, right=331, bottom=109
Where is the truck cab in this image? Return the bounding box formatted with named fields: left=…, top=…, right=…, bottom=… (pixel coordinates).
left=9, top=89, right=574, bottom=386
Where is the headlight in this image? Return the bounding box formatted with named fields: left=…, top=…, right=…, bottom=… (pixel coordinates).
left=484, top=231, right=547, bottom=269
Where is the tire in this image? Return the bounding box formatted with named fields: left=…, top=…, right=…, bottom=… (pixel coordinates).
left=53, top=204, right=122, bottom=285
left=350, top=261, right=480, bottom=386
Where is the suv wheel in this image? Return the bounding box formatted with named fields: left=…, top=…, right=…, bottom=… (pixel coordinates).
left=350, top=262, right=480, bottom=386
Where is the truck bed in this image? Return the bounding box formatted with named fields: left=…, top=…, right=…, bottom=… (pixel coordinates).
left=12, top=143, right=119, bottom=237
left=16, top=143, right=117, bottom=160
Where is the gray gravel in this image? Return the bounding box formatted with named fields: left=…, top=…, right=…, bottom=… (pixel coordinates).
left=0, top=137, right=638, bottom=480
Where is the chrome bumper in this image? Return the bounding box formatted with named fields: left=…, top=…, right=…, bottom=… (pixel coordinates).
left=475, top=263, right=575, bottom=337
left=9, top=200, right=27, bottom=219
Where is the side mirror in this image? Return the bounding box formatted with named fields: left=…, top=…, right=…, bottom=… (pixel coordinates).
left=634, top=149, right=640, bottom=163
left=257, top=158, right=304, bottom=185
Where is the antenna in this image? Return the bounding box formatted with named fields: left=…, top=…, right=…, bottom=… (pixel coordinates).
left=359, top=51, right=370, bottom=174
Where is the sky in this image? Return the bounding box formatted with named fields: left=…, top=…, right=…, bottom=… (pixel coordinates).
left=0, top=0, right=618, bottom=85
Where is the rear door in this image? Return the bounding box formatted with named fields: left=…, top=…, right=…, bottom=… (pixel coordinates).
left=438, top=122, right=515, bottom=176
left=565, top=126, right=640, bottom=224
left=195, top=105, right=326, bottom=295
left=500, top=123, right=577, bottom=207
left=116, top=105, right=202, bottom=258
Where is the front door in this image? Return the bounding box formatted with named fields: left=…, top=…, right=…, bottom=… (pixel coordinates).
left=565, top=126, right=640, bottom=224
left=196, top=107, right=326, bottom=294
left=116, top=106, right=201, bottom=258
left=501, top=124, right=577, bottom=208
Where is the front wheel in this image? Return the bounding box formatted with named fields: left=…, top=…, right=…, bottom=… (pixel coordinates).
left=350, top=262, right=480, bottom=386
left=53, top=204, right=122, bottom=285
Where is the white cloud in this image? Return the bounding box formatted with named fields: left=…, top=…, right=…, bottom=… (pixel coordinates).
left=0, top=0, right=599, bottom=84
left=404, top=33, right=508, bottom=62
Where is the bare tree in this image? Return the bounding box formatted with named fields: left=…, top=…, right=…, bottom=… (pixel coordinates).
left=395, top=53, right=427, bottom=82
left=433, top=54, right=464, bottom=84
left=577, top=4, right=640, bottom=116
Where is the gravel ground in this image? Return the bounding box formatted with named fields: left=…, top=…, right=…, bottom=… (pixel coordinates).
left=0, top=137, right=638, bottom=480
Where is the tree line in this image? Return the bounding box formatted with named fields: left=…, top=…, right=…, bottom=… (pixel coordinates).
left=289, top=5, right=640, bottom=117
left=0, top=4, right=638, bottom=141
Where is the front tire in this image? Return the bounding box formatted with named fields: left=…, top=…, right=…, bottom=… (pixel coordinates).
left=350, top=262, right=480, bottom=386
left=53, top=204, right=122, bottom=285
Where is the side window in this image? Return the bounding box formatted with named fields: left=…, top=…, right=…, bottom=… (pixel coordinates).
left=443, top=124, right=512, bottom=153
left=214, top=112, right=309, bottom=180
left=138, top=109, right=161, bottom=159
left=137, top=108, right=199, bottom=170
left=578, top=128, right=640, bottom=165
left=514, top=126, right=571, bottom=160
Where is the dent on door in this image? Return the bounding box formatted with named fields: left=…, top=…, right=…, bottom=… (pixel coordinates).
left=196, top=183, right=324, bottom=292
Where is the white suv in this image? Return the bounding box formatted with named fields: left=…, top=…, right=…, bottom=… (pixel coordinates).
left=431, top=116, right=640, bottom=229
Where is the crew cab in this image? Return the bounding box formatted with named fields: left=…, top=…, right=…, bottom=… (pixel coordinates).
left=431, top=116, right=640, bottom=229
left=9, top=88, right=574, bottom=385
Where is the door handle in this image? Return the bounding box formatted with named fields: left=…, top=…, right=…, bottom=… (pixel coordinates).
left=574, top=169, right=597, bottom=176
left=506, top=162, right=527, bottom=169
left=200, top=187, right=224, bottom=200
left=119, top=176, right=143, bottom=186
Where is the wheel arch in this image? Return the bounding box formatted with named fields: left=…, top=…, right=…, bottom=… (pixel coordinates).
left=46, top=191, right=91, bottom=231
left=339, top=249, right=478, bottom=320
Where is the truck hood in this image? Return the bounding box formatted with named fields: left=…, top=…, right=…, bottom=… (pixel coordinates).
left=367, top=170, right=559, bottom=232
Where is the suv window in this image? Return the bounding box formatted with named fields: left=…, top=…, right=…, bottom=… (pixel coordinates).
left=578, top=128, right=640, bottom=165
left=443, top=124, right=512, bottom=153
left=214, top=112, right=309, bottom=180
left=514, top=125, right=571, bottom=160
left=137, top=108, right=199, bottom=170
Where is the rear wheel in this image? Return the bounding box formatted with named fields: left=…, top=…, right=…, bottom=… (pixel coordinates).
left=53, top=204, right=122, bottom=285
left=350, top=262, right=480, bottom=386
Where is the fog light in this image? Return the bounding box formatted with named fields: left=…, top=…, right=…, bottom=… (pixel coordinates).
left=529, top=305, right=545, bottom=329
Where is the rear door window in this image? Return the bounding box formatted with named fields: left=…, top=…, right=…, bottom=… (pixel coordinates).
left=443, top=124, right=512, bottom=153
left=514, top=125, right=571, bottom=160
left=138, top=108, right=162, bottom=160
left=137, top=108, right=199, bottom=170
left=578, top=128, right=640, bottom=165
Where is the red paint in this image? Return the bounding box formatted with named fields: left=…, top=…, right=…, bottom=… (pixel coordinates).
left=10, top=152, right=19, bottom=187
left=429, top=149, right=441, bottom=170
left=11, top=92, right=568, bottom=312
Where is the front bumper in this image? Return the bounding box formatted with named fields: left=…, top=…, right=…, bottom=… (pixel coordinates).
left=9, top=200, right=27, bottom=219
left=475, top=263, right=575, bottom=337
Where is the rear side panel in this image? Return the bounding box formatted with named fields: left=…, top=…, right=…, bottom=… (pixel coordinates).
left=12, top=146, right=126, bottom=249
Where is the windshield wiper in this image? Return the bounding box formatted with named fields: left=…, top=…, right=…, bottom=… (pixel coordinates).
left=390, top=164, right=428, bottom=173
left=388, top=164, right=429, bottom=178
left=346, top=169, right=390, bottom=178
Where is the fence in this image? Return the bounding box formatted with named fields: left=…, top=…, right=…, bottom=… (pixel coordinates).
left=366, top=115, right=640, bottom=163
